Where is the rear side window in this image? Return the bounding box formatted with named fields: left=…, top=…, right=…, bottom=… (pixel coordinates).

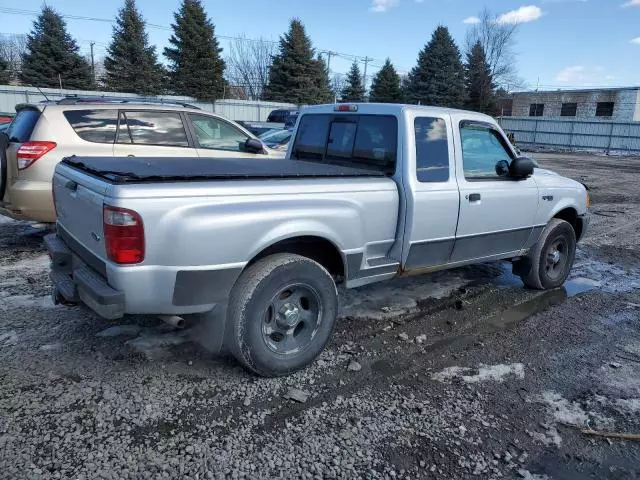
left=64, top=109, right=118, bottom=143
left=414, top=117, right=449, bottom=182
left=7, top=109, right=40, bottom=143
left=118, top=111, right=189, bottom=147
left=292, top=114, right=397, bottom=174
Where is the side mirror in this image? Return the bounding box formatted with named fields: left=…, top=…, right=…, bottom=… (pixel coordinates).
left=510, top=156, right=535, bottom=179
left=244, top=138, right=266, bottom=154
left=495, top=160, right=509, bottom=177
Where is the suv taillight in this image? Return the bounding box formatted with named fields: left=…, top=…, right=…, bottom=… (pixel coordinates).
left=17, top=141, right=57, bottom=170
left=103, top=205, right=145, bottom=264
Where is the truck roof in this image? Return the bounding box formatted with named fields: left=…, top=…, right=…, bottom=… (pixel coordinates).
left=300, top=103, right=496, bottom=122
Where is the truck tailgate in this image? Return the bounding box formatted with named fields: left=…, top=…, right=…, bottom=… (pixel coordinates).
left=53, top=166, right=109, bottom=262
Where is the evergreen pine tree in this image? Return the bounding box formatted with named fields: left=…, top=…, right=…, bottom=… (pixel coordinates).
left=263, top=19, right=332, bottom=104
left=403, top=26, right=466, bottom=108
left=465, top=41, right=496, bottom=114
left=104, top=0, right=164, bottom=95
left=19, top=7, right=93, bottom=89
left=341, top=62, right=365, bottom=102
left=164, top=0, right=225, bottom=100
left=369, top=59, right=402, bottom=103
left=0, top=57, right=10, bottom=84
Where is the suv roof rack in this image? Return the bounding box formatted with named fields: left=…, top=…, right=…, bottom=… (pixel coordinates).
left=55, top=96, right=201, bottom=110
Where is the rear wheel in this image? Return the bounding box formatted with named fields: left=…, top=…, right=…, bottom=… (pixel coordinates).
left=521, top=218, right=576, bottom=290
left=227, top=253, right=338, bottom=377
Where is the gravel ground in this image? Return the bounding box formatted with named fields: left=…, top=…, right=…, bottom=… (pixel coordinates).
left=1, top=152, right=640, bottom=479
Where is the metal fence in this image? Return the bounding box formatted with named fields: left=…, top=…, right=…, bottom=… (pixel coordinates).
left=498, top=116, right=640, bottom=155
left=0, top=85, right=296, bottom=122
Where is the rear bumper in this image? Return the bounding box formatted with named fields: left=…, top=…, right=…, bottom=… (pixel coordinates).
left=45, top=233, right=125, bottom=319
left=46, top=230, right=244, bottom=319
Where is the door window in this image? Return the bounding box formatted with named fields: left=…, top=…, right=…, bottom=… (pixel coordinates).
left=117, top=111, right=189, bottom=147
left=64, top=109, right=118, bottom=143
left=188, top=114, right=250, bottom=152
left=414, top=117, right=449, bottom=182
left=460, top=125, right=513, bottom=179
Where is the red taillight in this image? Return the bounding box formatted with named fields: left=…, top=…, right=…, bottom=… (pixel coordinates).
left=334, top=104, right=358, bottom=112
left=103, top=205, right=145, bottom=264
left=17, top=141, right=57, bottom=170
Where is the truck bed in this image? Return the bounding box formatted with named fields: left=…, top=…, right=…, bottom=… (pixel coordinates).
left=61, top=156, right=385, bottom=184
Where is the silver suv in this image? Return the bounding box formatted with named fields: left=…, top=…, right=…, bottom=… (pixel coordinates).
left=0, top=98, right=279, bottom=223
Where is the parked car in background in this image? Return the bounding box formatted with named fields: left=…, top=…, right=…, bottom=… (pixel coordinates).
left=0, top=98, right=282, bottom=223
left=259, top=128, right=293, bottom=151
left=267, top=108, right=298, bottom=124
left=47, top=103, right=589, bottom=377
left=0, top=114, right=14, bottom=125
left=237, top=121, right=284, bottom=137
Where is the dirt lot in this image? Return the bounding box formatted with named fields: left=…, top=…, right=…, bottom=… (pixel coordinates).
left=1, top=152, right=639, bottom=480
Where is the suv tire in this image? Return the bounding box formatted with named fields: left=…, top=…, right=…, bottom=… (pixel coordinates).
left=521, top=218, right=576, bottom=290
left=227, top=253, right=338, bottom=377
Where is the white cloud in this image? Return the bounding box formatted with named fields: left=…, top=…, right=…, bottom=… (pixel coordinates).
left=555, top=65, right=616, bottom=86
left=463, top=16, right=481, bottom=24
left=631, top=37, right=640, bottom=44
left=370, top=0, right=400, bottom=12
left=622, top=0, right=640, bottom=7
left=497, top=5, right=543, bottom=24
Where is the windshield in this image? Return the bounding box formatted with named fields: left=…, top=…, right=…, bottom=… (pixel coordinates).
left=259, top=129, right=292, bottom=146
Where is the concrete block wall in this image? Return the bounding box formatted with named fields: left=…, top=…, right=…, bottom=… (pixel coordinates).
left=510, top=88, right=640, bottom=121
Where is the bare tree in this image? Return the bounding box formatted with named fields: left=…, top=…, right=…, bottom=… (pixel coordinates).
left=331, top=73, right=346, bottom=101
left=465, top=9, right=524, bottom=90
left=0, top=34, right=28, bottom=83
left=226, top=36, right=276, bottom=100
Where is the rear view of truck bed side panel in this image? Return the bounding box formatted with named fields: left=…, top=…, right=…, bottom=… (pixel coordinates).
left=53, top=164, right=400, bottom=315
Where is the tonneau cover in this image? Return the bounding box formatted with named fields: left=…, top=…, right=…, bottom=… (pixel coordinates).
left=61, top=156, right=385, bottom=183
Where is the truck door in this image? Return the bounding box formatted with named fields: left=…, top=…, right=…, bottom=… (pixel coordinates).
left=451, top=119, right=539, bottom=262
left=403, top=115, right=460, bottom=269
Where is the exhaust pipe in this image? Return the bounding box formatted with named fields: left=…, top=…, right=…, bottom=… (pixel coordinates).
left=158, top=315, right=186, bottom=329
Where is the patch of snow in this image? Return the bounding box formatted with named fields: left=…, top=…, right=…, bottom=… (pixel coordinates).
left=96, top=325, right=142, bottom=338
left=518, top=469, right=550, bottom=480
left=0, top=216, right=16, bottom=225
left=0, top=294, right=55, bottom=310
left=0, top=330, right=18, bottom=346
left=614, top=398, right=640, bottom=413
left=340, top=271, right=470, bottom=320
left=535, top=391, right=614, bottom=429
left=527, top=428, right=562, bottom=447
left=0, top=254, right=49, bottom=273
left=431, top=363, right=524, bottom=383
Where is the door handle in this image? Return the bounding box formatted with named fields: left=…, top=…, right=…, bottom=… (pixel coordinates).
left=468, top=193, right=481, bottom=202
left=64, top=180, right=77, bottom=192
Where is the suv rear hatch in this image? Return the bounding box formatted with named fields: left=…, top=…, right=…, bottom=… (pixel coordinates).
left=53, top=164, right=109, bottom=265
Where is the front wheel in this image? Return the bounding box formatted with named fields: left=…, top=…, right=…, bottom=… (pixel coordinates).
left=520, top=218, right=576, bottom=290
left=226, top=253, right=338, bottom=377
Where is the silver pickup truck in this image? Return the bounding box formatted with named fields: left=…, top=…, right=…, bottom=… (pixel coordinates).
left=46, top=103, right=589, bottom=377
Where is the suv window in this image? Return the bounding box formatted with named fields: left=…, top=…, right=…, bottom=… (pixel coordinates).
left=292, top=114, right=397, bottom=174
left=64, top=109, right=118, bottom=143
left=414, top=117, right=449, bottom=183
left=7, top=109, right=40, bottom=143
left=188, top=114, right=250, bottom=152
left=118, top=111, right=189, bottom=147
left=460, top=124, right=513, bottom=179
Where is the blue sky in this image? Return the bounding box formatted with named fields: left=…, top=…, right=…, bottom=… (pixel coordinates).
left=1, top=0, right=639, bottom=91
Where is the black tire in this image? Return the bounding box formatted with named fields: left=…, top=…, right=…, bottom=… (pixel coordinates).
left=521, top=218, right=576, bottom=290
left=226, top=253, right=338, bottom=377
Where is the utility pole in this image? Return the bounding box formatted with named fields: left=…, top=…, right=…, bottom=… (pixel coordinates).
left=90, top=42, right=96, bottom=87
left=325, top=51, right=335, bottom=73
left=362, top=57, right=373, bottom=101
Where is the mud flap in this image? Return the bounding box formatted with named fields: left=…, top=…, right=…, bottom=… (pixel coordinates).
left=188, top=303, right=229, bottom=355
